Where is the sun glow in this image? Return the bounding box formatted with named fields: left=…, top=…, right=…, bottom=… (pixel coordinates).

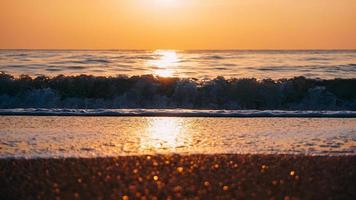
left=1, top=1, right=356, bottom=49
left=148, top=50, right=179, bottom=77
left=153, top=0, right=180, bottom=7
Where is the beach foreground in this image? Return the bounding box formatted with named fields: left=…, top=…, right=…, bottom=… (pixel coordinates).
left=1, top=154, right=355, bottom=200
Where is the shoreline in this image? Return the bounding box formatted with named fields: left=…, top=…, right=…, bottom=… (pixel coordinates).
left=1, top=109, right=356, bottom=118
left=1, top=154, right=355, bottom=199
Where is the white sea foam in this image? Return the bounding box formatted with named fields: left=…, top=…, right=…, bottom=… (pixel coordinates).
left=1, top=108, right=356, bottom=117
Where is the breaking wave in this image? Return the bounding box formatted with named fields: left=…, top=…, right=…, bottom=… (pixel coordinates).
left=0, top=73, right=356, bottom=110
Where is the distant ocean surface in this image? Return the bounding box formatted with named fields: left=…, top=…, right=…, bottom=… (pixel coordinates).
left=1, top=49, right=356, bottom=79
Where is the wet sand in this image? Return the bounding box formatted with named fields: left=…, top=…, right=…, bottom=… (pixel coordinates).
left=1, top=154, right=355, bottom=200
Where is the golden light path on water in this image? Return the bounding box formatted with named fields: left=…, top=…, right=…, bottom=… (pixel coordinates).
left=0, top=116, right=356, bottom=158
left=140, top=118, right=188, bottom=151
left=147, top=50, right=180, bottom=77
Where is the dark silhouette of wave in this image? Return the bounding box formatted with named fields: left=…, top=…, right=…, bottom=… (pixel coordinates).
left=0, top=72, right=355, bottom=110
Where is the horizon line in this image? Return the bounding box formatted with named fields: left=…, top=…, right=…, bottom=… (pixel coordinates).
left=1, top=48, right=356, bottom=51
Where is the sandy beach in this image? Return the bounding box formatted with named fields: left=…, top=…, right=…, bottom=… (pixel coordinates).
left=1, top=154, right=355, bottom=200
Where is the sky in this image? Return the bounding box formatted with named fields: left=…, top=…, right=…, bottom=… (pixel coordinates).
left=1, top=0, right=356, bottom=50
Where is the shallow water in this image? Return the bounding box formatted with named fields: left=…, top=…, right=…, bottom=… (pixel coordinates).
left=0, top=116, right=355, bottom=158
left=1, top=50, right=356, bottom=79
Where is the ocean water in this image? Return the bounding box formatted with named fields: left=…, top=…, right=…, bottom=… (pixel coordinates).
left=1, top=49, right=356, bottom=79
left=1, top=116, right=355, bottom=158
left=1, top=50, right=356, bottom=158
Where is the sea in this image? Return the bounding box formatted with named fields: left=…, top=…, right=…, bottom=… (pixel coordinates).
left=1, top=49, right=356, bottom=79
left=0, top=49, right=355, bottom=158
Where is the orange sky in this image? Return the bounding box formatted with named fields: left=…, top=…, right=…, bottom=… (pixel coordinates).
left=1, top=0, right=356, bottom=49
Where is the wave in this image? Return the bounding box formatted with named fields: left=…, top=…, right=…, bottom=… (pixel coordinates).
left=1, top=108, right=356, bottom=117
left=1, top=72, right=356, bottom=110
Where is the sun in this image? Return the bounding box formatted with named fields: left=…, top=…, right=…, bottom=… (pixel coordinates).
left=154, top=0, right=179, bottom=6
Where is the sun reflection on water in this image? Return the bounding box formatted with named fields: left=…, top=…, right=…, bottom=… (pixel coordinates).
left=1, top=117, right=356, bottom=157
left=140, top=118, right=186, bottom=151
left=148, top=50, right=179, bottom=77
